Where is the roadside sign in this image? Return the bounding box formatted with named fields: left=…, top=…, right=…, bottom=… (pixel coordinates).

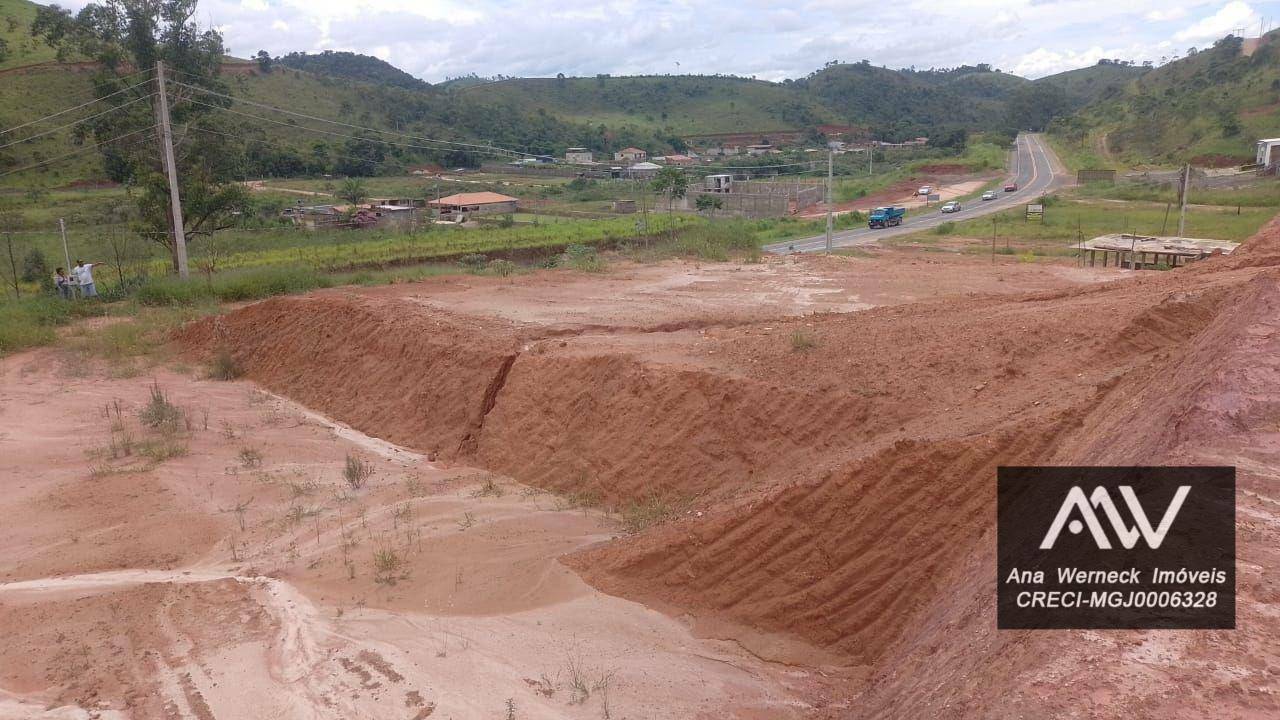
left=926, top=193, right=941, bottom=203
left=1026, top=203, right=1044, bottom=222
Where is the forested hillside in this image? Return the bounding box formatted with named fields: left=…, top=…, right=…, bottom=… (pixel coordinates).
left=276, top=51, right=431, bottom=92
left=1053, top=32, right=1280, bottom=165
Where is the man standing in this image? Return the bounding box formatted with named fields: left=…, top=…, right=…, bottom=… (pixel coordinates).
left=72, top=259, right=106, bottom=298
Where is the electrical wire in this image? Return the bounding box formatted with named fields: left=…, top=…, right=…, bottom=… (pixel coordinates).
left=0, top=93, right=157, bottom=152
left=0, top=124, right=158, bottom=179
left=0, top=75, right=155, bottom=137
left=169, top=80, right=532, bottom=158
left=179, top=96, right=534, bottom=162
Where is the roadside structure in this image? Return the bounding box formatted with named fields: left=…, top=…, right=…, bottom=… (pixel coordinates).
left=1256, top=138, right=1280, bottom=173
left=1072, top=234, right=1239, bottom=269
left=429, top=191, right=519, bottom=220
left=565, top=147, right=594, bottom=164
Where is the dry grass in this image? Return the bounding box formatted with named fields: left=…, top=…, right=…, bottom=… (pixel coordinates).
left=344, top=453, right=375, bottom=490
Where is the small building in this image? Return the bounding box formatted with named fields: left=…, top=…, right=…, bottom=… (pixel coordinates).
left=1256, top=138, right=1280, bottom=170
left=704, top=174, right=732, bottom=193
left=624, top=161, right=662, bottom=179
left=702, top=145, right=740, bottom=157
left=660, top=154, right=695, bottom=165
left=614, top=147, right=648, bottom=163
left=746, top=144, right=773, bottom=156
left=428, top=191, right=519, bottom=220
left=371, top=205, right=418, bottom=230
left=565, top=147, right=594, bottom=164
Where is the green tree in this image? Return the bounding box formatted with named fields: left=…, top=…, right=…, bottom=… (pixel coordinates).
left=1006, top=83, right=1070, bottom=131
left=32, top=0, right=249, bottom=273
left=20, top=247, right=48, bottom=283
left=339, top=177, right=368, bottom=206
left=695, top=194, right=723, bottom=213
left=255, top=49, right=272, bottom=73
left=651, top=166, right=688, bottom=239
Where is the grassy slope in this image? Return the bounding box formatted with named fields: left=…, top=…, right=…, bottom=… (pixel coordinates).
left=453, top=75, right=835, bottom=134
left=1034, top=63, right=1149, bottom=108
left=0, top=0, right=59, bottom=70
left=1062, top=32, right=1280, bottom=165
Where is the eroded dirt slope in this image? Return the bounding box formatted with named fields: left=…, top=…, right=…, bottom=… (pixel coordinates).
left=176, top=234, right=1280, bottom=716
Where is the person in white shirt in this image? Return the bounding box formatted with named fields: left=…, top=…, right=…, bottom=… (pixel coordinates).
left=72, top=259, right=107, bottom=298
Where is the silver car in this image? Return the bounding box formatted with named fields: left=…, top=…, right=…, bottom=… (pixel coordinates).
left=981, top=191, right=997, bottom=201
left=941, top=201, right=961, bottom=213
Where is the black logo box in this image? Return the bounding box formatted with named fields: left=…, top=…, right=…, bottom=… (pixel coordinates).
left=997, top=466, right=1234, bottom=630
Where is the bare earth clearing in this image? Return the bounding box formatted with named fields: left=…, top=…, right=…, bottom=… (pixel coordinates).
left=3, top=240, right=1278, bottom=718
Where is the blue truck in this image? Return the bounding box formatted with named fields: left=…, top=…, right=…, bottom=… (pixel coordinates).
left=868, top=206, right=906, bottom=229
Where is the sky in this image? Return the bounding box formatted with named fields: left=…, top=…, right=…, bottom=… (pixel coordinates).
left=58, top=0, right=1280, bottom=82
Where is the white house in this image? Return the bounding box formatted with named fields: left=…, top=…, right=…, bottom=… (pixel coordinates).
left=1256, top=138, right=1280, bottom=169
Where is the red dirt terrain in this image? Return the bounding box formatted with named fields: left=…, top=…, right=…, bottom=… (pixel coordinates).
left=170, top=233, right=1280, bottom=716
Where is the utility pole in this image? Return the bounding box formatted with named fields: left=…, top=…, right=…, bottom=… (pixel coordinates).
left=58, top=217, right=71, bottom=272
left=825, top=149, right=834, bottom=253
left=154, top=61, right=189, bottom=279
left=1177, top=163, right=1190, bottom=238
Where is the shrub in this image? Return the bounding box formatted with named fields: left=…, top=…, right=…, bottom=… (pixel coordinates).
left=458, top=253, right=488, bottom=273
left=933, top=221, right=957, bottom=235
left=139, top=383, right=186, bottom=433
left=344, top=453, right=374, bottom=490
left=135, top=266, right=331, bottom=306
left=621, top=494, right=681, bottom=533
left=486, top=259, right=516, bottom=277
left=208, top=348, right=243, bottom=380
left=790, top=328, right=817, bottom=352
left=561, top=244, right=605, bottom=272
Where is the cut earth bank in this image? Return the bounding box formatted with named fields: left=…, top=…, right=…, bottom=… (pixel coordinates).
left=179, top=235, right=1280, bottom=717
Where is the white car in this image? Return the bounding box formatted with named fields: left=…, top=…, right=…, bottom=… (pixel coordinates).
left=981, top=191, right=997, bottom=201
left=918, top=185, right=933, bottom=196
left=941, top=201, right=961, bottom=213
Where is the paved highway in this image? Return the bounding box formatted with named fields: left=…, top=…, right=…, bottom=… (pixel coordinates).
left=764, top=133, right=1063, bottom=254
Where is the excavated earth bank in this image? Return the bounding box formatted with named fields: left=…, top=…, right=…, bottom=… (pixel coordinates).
left=178, top=225, right=1280, bottom=716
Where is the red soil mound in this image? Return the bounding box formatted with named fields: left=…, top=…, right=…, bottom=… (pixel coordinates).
left=175, top=294, right=523, bottom=460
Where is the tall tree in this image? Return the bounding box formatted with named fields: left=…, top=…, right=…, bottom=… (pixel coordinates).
left=32, top=0, right=249, bottom=272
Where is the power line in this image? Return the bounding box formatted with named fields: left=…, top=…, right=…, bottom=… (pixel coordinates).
left=0, top=93, right=157, bottom=152
left=0, top=124, right=158, bottom=180
left=0, top=74, right=155, bottom=137
left=179, top=95, right=531, bottom=162
left=186, top=125, right=407, bottom=173
left=168, top=79, right=533, bottom=158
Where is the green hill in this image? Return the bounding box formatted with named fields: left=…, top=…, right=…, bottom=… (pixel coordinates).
left=0, top=60, right=641, bottom=187
left=0, top=0, right=60, bottom=70
left=276, top=51, right=432, bottom=92
left=1054, top=33, right=1280, bottom=165
left=452, top=74, right=836, bottom=135
left=1035, top=62, right=1150, bottom=109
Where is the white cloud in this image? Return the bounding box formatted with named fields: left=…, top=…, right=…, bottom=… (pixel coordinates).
left=1174, top=1, right=1258, bottom=42
left=52, top=0, right=1280, bottom=82
left=1146, top=7, right=1189, bottom=21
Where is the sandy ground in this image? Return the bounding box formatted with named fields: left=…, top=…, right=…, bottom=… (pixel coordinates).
left=352, top=250, right=1117, bottom=330
left=0, top=358, right=819, bottom=719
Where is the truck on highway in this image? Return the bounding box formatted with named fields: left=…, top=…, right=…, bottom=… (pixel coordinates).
left=868, top=206, right=906, bottom=229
